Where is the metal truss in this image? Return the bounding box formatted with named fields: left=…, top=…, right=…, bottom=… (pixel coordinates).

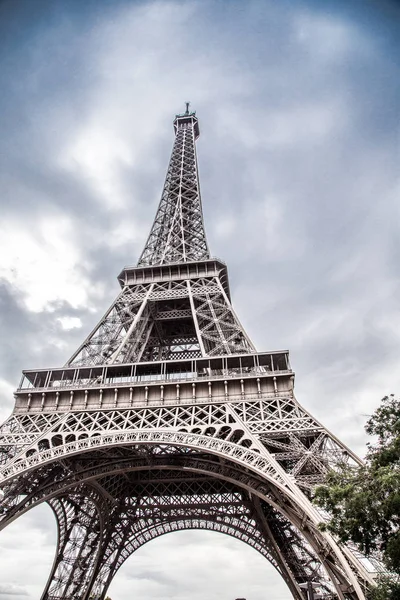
left=138, top=108, right=209, bottom=266
left=0, top=448, right=355, bottom=600
left=0, top=417, right=374, bottom=599
left=65, top=274, right=254, bottom=367
left=0, top=109, right=378, bottom=599
left=0, top=394, right=361, bottom=493
left=43, top=488, right=107, bottom=599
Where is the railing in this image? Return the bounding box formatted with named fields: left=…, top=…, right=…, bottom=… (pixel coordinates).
left=18, top=351, right=292, bottom=393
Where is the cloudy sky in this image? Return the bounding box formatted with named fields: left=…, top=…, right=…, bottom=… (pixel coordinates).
left=0, top=0, right=399, bottom=598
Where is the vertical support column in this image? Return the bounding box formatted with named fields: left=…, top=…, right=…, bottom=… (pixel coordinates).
left=42, top=491, right=106, bottom=600
left=251, top=496, right=306, bottom=600
left=109, top=284, right=155, bottom=364
left=187, top=280, right=207, bottom=356
left=85, top=512, right=132, bottom=600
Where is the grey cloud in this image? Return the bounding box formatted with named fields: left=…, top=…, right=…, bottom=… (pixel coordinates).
left=110, top=530, right=290, bottom=599
left=126, top=568, right=175, bottom=586
left=0, top=281, right=83, bottom=373
left=0, top=584, right=28, bottom=596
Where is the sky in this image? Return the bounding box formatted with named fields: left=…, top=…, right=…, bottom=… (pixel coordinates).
left=0, top=0, right=399, bottom=598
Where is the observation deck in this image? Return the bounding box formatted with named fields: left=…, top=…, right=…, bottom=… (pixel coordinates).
left=118, top=257, right=230, bottom=298
left=15, top=351, right=294, bottom=414
left=174, top=108, right=200, bottom=138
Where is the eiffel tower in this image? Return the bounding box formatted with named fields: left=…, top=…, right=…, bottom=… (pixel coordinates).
left=0, top=106, right=376, bottom=600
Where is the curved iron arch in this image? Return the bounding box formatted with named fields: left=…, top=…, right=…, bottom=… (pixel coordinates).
left=90, top=517, right=298, bottom=599
left=0, top=431, right=370, bottom=600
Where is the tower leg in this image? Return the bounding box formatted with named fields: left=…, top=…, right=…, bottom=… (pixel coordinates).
left=252, top=497, right=306, bottom=600
left=41, top=491, right=106, bottom=600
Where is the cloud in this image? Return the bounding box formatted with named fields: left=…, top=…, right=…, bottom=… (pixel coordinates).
left=109, top=531, right=291, bottom=600
left=0, top=505, right=56, bottom=599
left=0, top=584, right=28, bottom=597
left=0, top=213, right=89, bottom=312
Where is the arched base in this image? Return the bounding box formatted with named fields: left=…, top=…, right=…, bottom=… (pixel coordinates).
left=0, top=437, right=369, bottom=600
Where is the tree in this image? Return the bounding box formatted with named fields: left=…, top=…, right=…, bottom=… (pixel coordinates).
left=314, top=395, right=400, bottom=599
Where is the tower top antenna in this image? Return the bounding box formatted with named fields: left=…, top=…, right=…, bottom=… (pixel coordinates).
left=174, top=104, right=199, bottom=138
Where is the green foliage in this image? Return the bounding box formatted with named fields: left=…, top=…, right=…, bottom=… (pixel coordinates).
left=314, top=396, right=400, bottom=597
left=369, top=575, right=400, bottom=600
left=365, top=395, right=400, bottom=467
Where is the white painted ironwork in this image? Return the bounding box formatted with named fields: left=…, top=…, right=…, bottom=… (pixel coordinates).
left=0, top=108, right=376, bottom=600
left=138, top=110, right=209, bottom=266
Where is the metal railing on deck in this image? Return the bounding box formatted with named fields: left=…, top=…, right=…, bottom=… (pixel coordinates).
left=18, top=351, right=292, bottom=393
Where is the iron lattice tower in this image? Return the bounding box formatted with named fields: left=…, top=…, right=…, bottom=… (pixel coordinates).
left=0, top=108, right=376, bottom=599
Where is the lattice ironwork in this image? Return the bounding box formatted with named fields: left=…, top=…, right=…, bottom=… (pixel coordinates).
left=138, top=109, right=209, bottom=266
left=0, top=108, right=377, bottom=600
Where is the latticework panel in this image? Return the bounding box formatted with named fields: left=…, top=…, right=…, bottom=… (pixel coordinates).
left=138, top=113, right=209, bottom=266
left=0, top=436, right=373, bottom=600
left=189, top=278, right=255, bottom=355
left=0, top=397, right=361, bottom=497
left=42, top=487, right=108, bottom=600
left=67, top=275, right=255, bottom=367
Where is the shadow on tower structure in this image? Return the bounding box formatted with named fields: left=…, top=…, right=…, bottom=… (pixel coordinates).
left=0, top=107, right=378, bottom=600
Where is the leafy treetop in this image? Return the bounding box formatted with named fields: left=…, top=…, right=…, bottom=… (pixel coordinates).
left=315, top=396, right=400, bottom=599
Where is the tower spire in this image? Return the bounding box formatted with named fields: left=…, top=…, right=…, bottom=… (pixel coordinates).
left=137, top=106, right=210, bottom=266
